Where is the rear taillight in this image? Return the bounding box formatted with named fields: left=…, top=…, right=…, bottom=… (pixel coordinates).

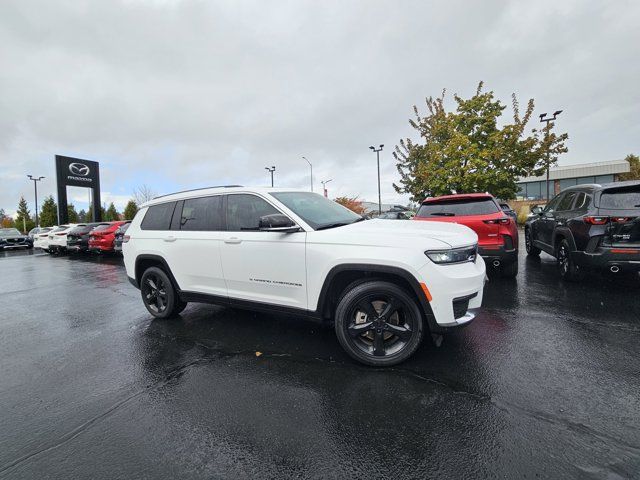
left=483, top=218, right=511, bottom=225
left=611, top=217, right=630, bottom=223
left=123, top=235, right=130, bottom=243
left=584, top=216, right=609, bottom=225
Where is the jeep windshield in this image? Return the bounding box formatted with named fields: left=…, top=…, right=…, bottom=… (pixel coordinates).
left=271, top=192, right=362, bottom=230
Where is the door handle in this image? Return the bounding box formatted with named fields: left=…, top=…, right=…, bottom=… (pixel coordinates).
left=163, top=236, right=177, bottom=242
left=224, top=237, right=242, bottom=244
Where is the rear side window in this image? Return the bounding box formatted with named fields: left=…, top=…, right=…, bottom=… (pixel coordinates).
left=556, top=192, right=577, bottom=211
left=227, top=194, right=279, bottom=231
left=141, top=202, right=176, bottom=230
left=179, top=196, right=224, bottom=231
left=574, top=192, right=591, bottom=211
left=599, top=186, right=640, bottom=210
left=417, top=198, right=499, bottom=217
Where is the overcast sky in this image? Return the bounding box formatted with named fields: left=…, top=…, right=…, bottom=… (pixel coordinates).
left=1, top=0, right=639, bottom=216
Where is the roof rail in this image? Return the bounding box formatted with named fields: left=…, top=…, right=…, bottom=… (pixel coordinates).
left=152, top=185, right=244, bottom=200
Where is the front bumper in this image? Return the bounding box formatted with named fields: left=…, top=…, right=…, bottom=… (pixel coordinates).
left=1, top=242, right=32, bottom=249
left=417, top=256, right=486, bottom=330
left=573, top=248, right=640, bottom=272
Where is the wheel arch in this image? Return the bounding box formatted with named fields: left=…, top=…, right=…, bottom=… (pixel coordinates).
left=315, top=264, right=435, bottom=328
left=134, top=254, right=181, bottom=292
left=553, top=228, right=577, bottom=251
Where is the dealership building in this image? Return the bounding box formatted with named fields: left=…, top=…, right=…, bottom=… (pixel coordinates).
left=516, top=158, right=631, bottom=200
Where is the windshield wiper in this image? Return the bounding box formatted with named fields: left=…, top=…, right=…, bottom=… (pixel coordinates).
left=316, top=217, right=365, bottom=230
left=430, top=212, right=455, bottom=216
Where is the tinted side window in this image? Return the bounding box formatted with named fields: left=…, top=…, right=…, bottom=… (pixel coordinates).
left=227, top=194, right=279, bottom=231
left=574, top=192, right=591, bottom=211
left=557, top=192, right=577, bottom=211
left=141, top=202, right=177, bottom=230
left=180, top=196, right=224, bottom=231
left=544, top=194, right=563, bottom=214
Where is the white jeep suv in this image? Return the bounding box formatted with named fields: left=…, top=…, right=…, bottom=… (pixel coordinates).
left=123, top=186, right=486, bottom=366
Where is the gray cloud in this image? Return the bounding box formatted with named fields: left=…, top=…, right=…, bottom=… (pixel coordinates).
left=1, top=0, right=639, bottom=215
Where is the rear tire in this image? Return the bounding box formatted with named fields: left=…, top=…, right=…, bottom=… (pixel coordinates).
left=525, top=228, right=541, bottom=256
left=334, top=281, right=424, bottom=367
left=140, top=267, right=181, bottom=319
left=501, top=260, right=519, bottom=278
left=557, top=239, right=584, bottom=282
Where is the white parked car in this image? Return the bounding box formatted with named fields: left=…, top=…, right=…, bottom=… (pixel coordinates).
left=123, top=187, right=485, bottom=366
left=48, top=224, right=86, bottom=254
left=34, top=227, right=56, bottom=251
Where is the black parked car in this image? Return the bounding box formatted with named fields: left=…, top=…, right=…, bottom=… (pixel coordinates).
left=113, top=222, right=131, bottom=253
left=67, top=222, right=110, bottom=252
left=525, top=180, right=640, bottom=281
left=0, top=228, right=34, bottom=251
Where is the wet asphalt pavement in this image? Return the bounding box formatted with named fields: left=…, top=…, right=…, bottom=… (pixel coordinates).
left=1, top=238, right=639, bottom=479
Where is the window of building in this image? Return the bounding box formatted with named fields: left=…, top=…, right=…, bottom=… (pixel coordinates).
left=595, top=175, right=614, bottom=185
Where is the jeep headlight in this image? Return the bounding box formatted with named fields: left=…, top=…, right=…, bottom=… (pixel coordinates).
left=425, top=244, right=477, bottom=264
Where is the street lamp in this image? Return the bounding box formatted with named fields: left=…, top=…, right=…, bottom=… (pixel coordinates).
left=302, top=156, right=313, bottom=192
left=27, top=175, right=45, bottom=228
left=265, top=166, right=276, bottom=187
left=320, top=179, right=332, bottom=198
left=539, top=110, right=562, bottom=201
left=369, top=144, right=384, bottom=215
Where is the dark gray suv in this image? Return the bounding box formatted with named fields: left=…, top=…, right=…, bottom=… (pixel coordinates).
left=525, top=181, right=640, bottom=281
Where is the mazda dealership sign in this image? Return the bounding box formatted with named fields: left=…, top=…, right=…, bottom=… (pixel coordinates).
left=55, top=155, right=102, bottom=223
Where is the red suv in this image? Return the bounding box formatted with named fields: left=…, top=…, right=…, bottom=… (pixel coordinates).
left=414, top=193, right=519, bottom=277
left=88, top=221, right=128, bottom=253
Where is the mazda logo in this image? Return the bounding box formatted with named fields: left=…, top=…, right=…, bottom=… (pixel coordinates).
left=69, top=163, right=90, bottom=176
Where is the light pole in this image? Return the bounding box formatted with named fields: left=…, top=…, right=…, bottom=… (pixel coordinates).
left=265, top=166, right=276, bottom=187
left=27, top=175, right=45, bottom=228
left=369, top=144, right=384, bottom=215
left=539, top=110, right=562, bottom=201
left=320, top=179, right=332, bottom=198
left=302, top=156, right=313, bottom=192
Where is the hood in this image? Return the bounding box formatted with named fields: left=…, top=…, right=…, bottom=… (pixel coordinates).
left=309, top=219, right=478, bottom=249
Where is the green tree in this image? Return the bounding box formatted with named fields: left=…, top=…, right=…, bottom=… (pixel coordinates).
left=78, top=209, right=86, bottom=222
left=105, top=202, right=119, bottom=221
left=67, top=203, right=79, bottom=223
left=393, top=82, right=568, bottom=201
left=619, top=153, right=640, bottom=181
left=85, top=208, right=93, bottom=222
left=39, top=196, right=58, bottom=227
left=123, top=199, right=138, bottom=220
left=15, top=196, right=34, bottom=233
left=100, top=204, right=107, bottom=221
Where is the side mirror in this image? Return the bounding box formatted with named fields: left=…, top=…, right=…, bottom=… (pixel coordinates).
left=259, top=214, right=300, bottom=233
left=531, top=206, right=543, bottom=215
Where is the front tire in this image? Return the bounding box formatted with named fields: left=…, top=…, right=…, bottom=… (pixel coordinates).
left=334, top=281, right=425, bottom=367
left=140, top=267, right=181, bottom=319
left=557, top=239, right=584, bottom=282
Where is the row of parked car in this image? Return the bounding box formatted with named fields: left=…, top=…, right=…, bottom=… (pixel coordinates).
left=29, top=221, right=131, bottom=254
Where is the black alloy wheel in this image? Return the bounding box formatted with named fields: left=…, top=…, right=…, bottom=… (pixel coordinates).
left=557, top=239, right=584, bottom=282
left=335, top=281, right=424, bottom=366
left=140, top=266, right=185, bottom=318
left=525, top=228, right=541, bottom=256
